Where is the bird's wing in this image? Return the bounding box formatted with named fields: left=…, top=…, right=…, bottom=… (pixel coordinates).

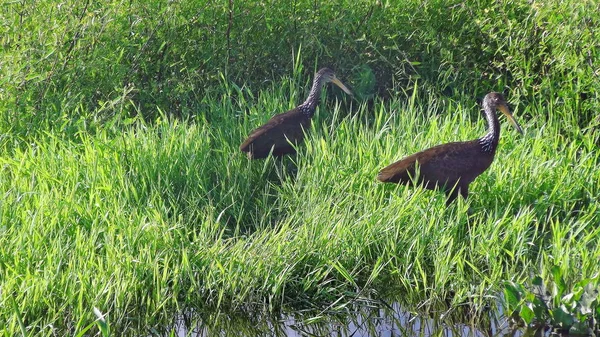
left=240, top=110, right=309, bottom=153
left=378, top=142, right=478, bottom=184
left=377, top=151, right=421, bottom=183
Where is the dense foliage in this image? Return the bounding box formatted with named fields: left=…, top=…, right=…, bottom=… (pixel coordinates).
left=2, top=0, right=599, bottom=137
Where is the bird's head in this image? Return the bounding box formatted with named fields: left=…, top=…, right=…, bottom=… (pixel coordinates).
left=485, top=92, right=523, bottom=134
left=316, top=68, right=353, bottom=96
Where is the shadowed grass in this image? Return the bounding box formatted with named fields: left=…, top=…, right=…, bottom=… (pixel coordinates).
left=2, top=0, right=599, bottom=142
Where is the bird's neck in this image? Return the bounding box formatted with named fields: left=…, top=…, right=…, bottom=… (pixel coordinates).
left=478, top=102, right=500, bottom=154
left=300, top=76, right=325, bottom=116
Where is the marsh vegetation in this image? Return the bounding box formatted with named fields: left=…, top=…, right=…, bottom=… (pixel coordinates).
left=1, top=0, right=599, bottom=335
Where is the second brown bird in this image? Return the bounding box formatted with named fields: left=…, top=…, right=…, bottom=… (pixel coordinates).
left=377, top=92, right=523, bottom=205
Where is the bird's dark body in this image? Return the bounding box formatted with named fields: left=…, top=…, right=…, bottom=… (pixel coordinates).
left=239, top=108, right=311, bottom=159
left=377, top=140, right=495, bottom=202
left=240, top=68, right=352, bottom=160
left=377, top=92, right=522, bottom=205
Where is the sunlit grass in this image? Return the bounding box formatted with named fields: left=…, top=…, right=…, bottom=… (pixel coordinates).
left=1, top=77, right=598, bottom=335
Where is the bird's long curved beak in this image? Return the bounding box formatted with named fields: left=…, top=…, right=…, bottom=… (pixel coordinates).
left=498, top=104, right=523, bottom=134
left=331, top=77, right=353, bottom=96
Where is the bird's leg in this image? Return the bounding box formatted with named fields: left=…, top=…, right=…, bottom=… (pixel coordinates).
left=459, top=185, right=469, bottom=200
left=445, top=184, right=468, bottom=206
left=445, top=189, right=459, bottom=206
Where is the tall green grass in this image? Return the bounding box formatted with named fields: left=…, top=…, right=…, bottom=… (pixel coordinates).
left=1, top=78, right=598, bottom=335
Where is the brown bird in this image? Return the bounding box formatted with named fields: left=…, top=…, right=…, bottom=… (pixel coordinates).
left=377, top=92, right=523, bottom=205
left=240, top=68, right=352, bottom=159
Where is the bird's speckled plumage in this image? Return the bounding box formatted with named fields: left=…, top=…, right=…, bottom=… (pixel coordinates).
left=240, top=68, right=352, bottom=159
left=377, top=92, right=523, bottom=205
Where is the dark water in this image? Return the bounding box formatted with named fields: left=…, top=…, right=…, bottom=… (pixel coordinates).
left=167, top=300, right=541, bottom=337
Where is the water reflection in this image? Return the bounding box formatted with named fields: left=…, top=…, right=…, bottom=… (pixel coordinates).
left=167, top=300, right=542, bottom=337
